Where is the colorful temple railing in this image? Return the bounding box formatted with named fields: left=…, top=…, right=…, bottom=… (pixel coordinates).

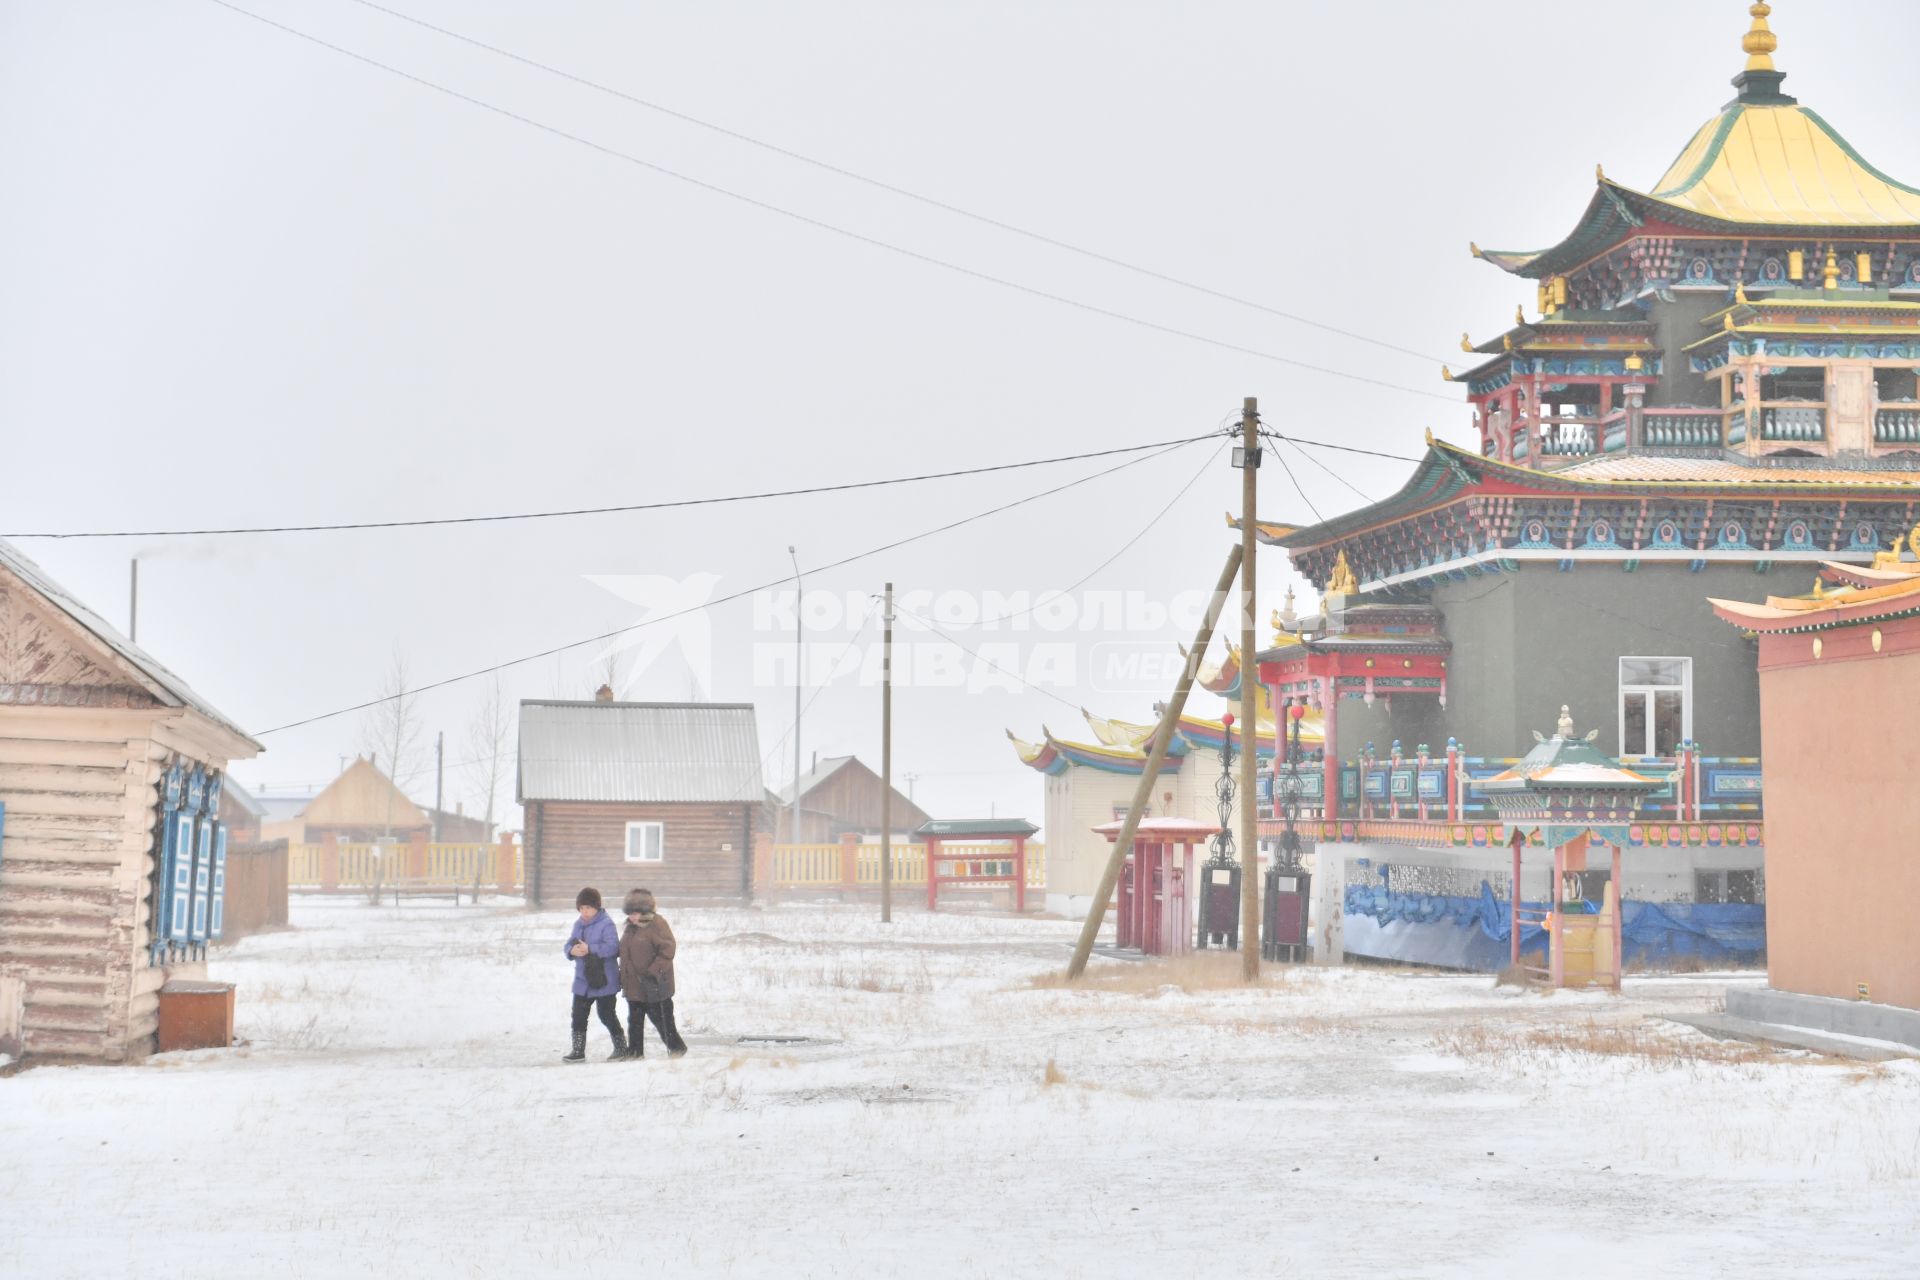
left=1874, top=404, right=1920, bottom=444
left=1759, top=403, right=1826, bottom=443
left=1262, top=743, right=1762, bottom=828
left=1642, top=407, right=1725, bottom=449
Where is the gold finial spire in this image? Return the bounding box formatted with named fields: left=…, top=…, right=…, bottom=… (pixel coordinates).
left=1515, top=304, right=1525, bottom=326
left=1743, top=2, right=1778, bottom=72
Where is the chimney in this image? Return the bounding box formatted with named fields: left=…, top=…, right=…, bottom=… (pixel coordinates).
left=594, top=684, right=614, bottom=702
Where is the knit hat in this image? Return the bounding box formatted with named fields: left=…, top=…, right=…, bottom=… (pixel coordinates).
left=576, top=887, right=602, bottom=910
left=623, top=888, right=655, bottom=916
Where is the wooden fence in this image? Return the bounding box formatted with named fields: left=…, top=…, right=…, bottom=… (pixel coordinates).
left=288, top=834, right=523, bottom=895
left=758, top=839, right=1045, bottom=902
left=224, top=839, right=290, bottom=938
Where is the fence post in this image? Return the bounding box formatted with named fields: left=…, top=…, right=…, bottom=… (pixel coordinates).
left=839, top=832, right=860, bottom=895
left=496, top=832, right=518, bottom=896
left=320, top=833, right=340, bottom=894
left=752, top=831, right=773, bottom=895
left=408, top=830, right=429, bottom=881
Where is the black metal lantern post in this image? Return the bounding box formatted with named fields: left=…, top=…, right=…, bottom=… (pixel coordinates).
left=1263, top=700, right=1313, bottom=961
left=1196, top=711, right=1242, bottom=949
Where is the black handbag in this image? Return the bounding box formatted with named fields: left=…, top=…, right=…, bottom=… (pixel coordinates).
left=584, top=954, right=609, bottom=989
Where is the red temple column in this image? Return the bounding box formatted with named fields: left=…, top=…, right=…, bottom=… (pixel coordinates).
left=1319, top=677, right=1339, bottom=822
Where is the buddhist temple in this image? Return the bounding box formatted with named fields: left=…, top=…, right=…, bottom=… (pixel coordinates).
left=1009, top=646, right=1323, bottom=914
left=1246, top=3, right=1916, bottom=970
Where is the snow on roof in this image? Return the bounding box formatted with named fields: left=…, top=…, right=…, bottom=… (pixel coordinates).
left=517, top=700, right=763, bottom=805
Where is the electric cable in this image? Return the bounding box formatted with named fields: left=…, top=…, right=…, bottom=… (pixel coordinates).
left=252, top=434, right=1206, bottom=734
left=3, top=433, right=1221, bottom=539
left=205, top=1, right=1461, bottom=405
left=334, top=0, right=1455, bottom=367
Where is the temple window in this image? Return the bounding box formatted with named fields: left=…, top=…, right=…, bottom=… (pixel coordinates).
left=1618, top=656, right=1691, bottom=758
left=1873, top=367, right=1918, bottom=403
left=1759, top=367, right=1826, bottom=403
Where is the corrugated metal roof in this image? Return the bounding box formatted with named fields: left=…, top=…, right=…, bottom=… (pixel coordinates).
left=0, top=538, right=261, bottom=751
left=517, top=700, right=763, bottom=804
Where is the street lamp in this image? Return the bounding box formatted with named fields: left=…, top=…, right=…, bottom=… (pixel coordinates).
left=788, top=544, right=804, bottom=844
left=1197, top=710, right=1242, bottom=949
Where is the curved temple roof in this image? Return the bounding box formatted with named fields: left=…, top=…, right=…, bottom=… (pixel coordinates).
left=1477, top=6, right=1920, bottom=278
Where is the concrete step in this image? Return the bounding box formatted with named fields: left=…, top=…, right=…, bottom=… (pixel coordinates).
left=1666, top=1012, right=1917, bottom=1062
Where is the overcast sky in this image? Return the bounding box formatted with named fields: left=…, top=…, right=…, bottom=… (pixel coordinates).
left=3, top=1, right=1913, bottom=830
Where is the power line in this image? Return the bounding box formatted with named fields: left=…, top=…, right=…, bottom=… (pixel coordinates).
left=252, top=435, right=1206, bottom=735
left=1268, top=441, right=1324, bottom=524
left=890, top=604, right=1082, bottom=713
left=972, top=437, right=1228, bottom=628
left=1280, top=435, right=1375, bottom=504
left=206, top=1, right=1460, bottom=405
left=334, top=0, right=1454, bottom=368
left=1259, top=427, right=1422, bottom=464
left=1, top=433, right=1221, bottom=539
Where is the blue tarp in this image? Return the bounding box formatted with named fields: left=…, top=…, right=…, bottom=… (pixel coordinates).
left=1342, top=881, right=1765, bottom=971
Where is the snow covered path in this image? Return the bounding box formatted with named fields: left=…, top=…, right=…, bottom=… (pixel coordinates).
left=3, top=898, right=1915, bottom=1278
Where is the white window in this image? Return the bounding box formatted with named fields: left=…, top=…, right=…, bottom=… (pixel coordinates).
left=1618, top=657, right=1691, bottom=758
left=624, top=821, right=664, bottom=863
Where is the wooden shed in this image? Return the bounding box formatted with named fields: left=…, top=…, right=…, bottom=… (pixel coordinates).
left=0, top=541, right=261, bottom=1063
left=517, top=700, right=763, bottom=906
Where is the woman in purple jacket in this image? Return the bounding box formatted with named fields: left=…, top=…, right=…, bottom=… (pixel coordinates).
left=562, top=887, right=627, bottom=1062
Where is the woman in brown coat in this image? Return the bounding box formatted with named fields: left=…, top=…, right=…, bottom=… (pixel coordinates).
left=618, top=888, right=688, bottom=1058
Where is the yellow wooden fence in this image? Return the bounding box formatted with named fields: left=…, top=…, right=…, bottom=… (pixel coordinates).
left=288, top=842, right=522, bottom=889
left=760, top=841, right=1045, bottom=892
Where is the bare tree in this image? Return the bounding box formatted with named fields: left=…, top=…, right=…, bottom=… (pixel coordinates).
left=359, top=647, right=424, bottom=838
left=463, top=677, right=513, bottom=842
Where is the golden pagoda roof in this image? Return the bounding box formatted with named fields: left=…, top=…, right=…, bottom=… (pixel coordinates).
left=1476, top=5, right=1920, bottom=279
left=1647, top=102, right=1920, bottom=228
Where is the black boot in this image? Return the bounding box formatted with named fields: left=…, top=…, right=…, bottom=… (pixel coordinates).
left=562, top=1030, right=586, bottom=1063
left=607, top=1025, right=629, bottom=1061
left=627, top=1016, right=644, bottom=1060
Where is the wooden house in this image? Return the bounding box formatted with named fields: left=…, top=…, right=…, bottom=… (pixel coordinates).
left=259, top=756, right=430, bottom=845
left=0, top=541, right=260, bottom=1063
left=771, top=754, right=930, bottom=844
left=517, top=699, right=763, bottom=905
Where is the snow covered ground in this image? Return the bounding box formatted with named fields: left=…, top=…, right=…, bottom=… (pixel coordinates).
left=3, top=898, right=1916, bottom=1279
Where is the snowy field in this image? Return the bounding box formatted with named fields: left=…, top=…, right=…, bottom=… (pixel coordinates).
left=3, top=898, right=1917, bottom=1279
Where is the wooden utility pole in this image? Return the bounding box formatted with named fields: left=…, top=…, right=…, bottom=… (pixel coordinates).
left=433, top=730, right=445, bottom=842
left=881, top=582, right=894, bottom=924
left=1067, top=545, right=1243, bottom=979
left=128, top=560, right=139, bottom=643
left=1239, top=397, right=1262, bottom=980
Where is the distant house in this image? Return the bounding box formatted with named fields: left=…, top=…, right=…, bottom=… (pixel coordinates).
left=0, top=539, right=261, bottom=1063
left=220, top=779, right=267, bottom=843
left=260, top=757, right=431, bottom=845
left=422, top=805, right=494, bottom=844
left=517, top=699, right=763, bottom=905
left=771, top=754, right=931, bottom=843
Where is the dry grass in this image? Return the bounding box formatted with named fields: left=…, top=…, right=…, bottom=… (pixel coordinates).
left=1435, top=1017, right=1841, bottom=1069
left=1029, top=951, right=1293, bottom=995
left=1042, top=1059, right=1066, bottom=1086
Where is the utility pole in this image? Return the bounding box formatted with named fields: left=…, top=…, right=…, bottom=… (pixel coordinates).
left=1239, top=396, right=1262, bottom=981
left=880, top=582, right=894, bottom=924
left=433, top=730, right=444, bottom=842
left=128, top=560, right=139, bottom=643
left=1069, top=545, right=1243, bottom=979
left=789, top=546, right=805, bottom=844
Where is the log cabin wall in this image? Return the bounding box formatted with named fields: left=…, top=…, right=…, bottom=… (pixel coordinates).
left=0, top=708, right=189, bottom=1061
left=527, top=800, right=755, bottom=906
left=0, top=561, right=258, bottom=1063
